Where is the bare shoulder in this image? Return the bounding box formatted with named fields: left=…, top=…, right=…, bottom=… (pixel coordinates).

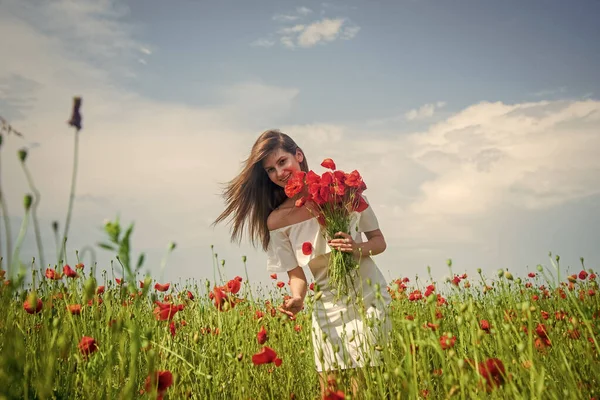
left=267, top=209, right=282, bottom=231
left=267, top=199, right=296, bottom=231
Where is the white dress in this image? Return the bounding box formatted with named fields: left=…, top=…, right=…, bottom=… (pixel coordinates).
left=266, top=200, right=392, bottom=372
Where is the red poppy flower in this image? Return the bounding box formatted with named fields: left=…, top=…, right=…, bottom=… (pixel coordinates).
left=480, top=320, right=491, bottom=332
left=68, top=304, right=82, bottom=315
left=169, top=321, right=176, bottom=337
left=478, top=358, right=505, bottom=390
left=270, top=273, right=277, bottom=280
left=154, top=282, right=170, bottom=292
left=96, top=286, right=105, bottom=295
left=75, top=263, right=85, bottom=269
left=145, top=370, right=173, bottom=399
left=63, top=265, right=78, bottom=278
left=284, top=171, right=306, bottom=198
left=302, top=242, right=313, bottom=255
left=255, top=310, right=265, bottom=319
left=45, top=268, right=61, bottom=280
left=257, top=326, right=268, bottom=344
left=320, top=158, right=336, bottom=170
left=78, top=336, right=98, bottom=356
left=23, top=297, right=43, bottom=314
left=276, top=281, right=285, bottom=288
left=226, top=279, right=241, bottom=294
left=251, top=346, right=282, bottom=366
left=309, top=282, right=315, bottom=291
left=535, top=323, right=549, bottom=339
left=351, top=194, right=368, bottom=213
left=210, top=286, right=233, bottom=311
left=439, top=335, right=456, bottom=350
left=153, top=301, right=183, bottom=321
left=115, top=278, right=122, bottom=285
left=324, top=390, right=345, bottom=400
left=186, top=290, right=194, bottom=300
left=579, top=270, right=588, bottom=280
left=528, top=272, right=536, bottom=278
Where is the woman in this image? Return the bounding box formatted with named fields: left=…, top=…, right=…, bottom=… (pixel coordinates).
left=214, top=129, right=391, bottom=397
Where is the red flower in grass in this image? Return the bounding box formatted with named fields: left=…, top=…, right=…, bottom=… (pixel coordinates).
left=579, top=270, right=588, bottom=280
left=68, top=304, right=82, bottom=315
left=145, top=370, right=173, bottom=400
left=302, top=242, right=313, bottom=255
left=321, top=158, right=336, bottom=170
left=528, top=272, right=536, bottom=278
left=535, top=323, right=549, bottom=339
left=45, top=268, right=61, bottom=280
left=226, top=278, right=241, bottom=294
left=153, top=301, right=184, bottom=321
left=277, top=281, right=285, bottom=289
left=270, top=273, right=277, bottom=280
left=63, top=264, right=78, bottom=278
left=96, top=286, right=105, bottom=295
left=324, top=390, right=346, bottom=400
left=75, top=263, right=85, bottom=269
left=480, top=320, right=491, bottom=333
left=439, top=334, right=456, bottom=350
left=252, top=346, right=282, bottom=367
left=186, top=290, right=194, bottom=300
left=154, top=282, right=170, bottom=292
left=309, top=282, right=315, bottom=291
left=257, top=326, right=268, bottom=344
left=78, top=336, right=98, bottom=357
left=115, top=278, right=123, bottom=285
left=478, top=358, right=506, bottom=391
left=23, top=297, right=43, bottom=314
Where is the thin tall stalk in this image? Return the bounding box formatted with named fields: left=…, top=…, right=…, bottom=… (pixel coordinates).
left=19, top=150, right=45, bottom=269
left=11, top=194, right=32, bottom=278
left=57, top=128, right=81, bottom=264
left=0, top=146, right=12, bottom=270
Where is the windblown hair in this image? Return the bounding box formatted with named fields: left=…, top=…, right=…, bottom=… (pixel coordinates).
left=213, top=130, right=309, bottom=251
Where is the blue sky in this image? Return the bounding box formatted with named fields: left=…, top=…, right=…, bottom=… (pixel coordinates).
left=1, top=0, right=599, bottom=289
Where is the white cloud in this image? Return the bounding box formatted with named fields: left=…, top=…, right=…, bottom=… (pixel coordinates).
left=280, top=36, right=295, bottom=49
left=278, top=24, right=306, bottom=35
left=273, top=14, right=299, bottom=22
left=405, top=101, right=447, bottom=120
left=296, top=7, right=313, bottom=16
left=255, top=6, right=360, bottom=49
left=250, top=38, right=275, bottom=48
left=297, top=18, right=344, bottom=47
left=139, top=46, right=152, bottom=55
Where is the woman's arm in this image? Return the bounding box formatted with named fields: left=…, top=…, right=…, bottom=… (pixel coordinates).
left=279, top=266, right=307, bottom=317
left=329, top=229, right=387, bottom=257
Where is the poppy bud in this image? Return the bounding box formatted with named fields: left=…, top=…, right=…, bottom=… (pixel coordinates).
left=52, top=221, right=59, bottom=233
left=169, top=242, right=176, bottom=251
left=536, top=264, right=543, bottom=272
left=497, top=269, right=504, bottom=278
left=242, top=255, right=247, bottom=263
left=24, top=194, right=33, bottom=211
left=18, top=148, right=27, bottom=162
left=505, top=271, right=513, bottom=280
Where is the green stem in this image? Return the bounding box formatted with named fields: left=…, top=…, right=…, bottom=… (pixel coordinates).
left=0, top=152, right=12, bottom=270
left=58, top=128, right=80, bottom=264
left=11, top=208, right=30, bottom=278
left=21, top=162, right=45, bottom=269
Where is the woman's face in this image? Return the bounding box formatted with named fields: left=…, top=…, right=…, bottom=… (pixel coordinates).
left=262, top=147, right=304, bottom=188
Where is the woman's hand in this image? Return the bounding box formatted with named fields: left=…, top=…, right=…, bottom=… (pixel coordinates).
left=278, top=296, right=304, bottom=317
left=328, top=231, right=357, bottom=254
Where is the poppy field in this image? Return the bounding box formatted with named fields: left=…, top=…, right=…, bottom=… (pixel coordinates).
left=1, top=254, right=599, bottom=399
left=1, top=105, right=599, bottom=399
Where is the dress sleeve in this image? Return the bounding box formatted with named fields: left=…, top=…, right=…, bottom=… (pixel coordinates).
left=357, top=195, right=380, bottom=233
left=266, top=230, right=299, bottom=273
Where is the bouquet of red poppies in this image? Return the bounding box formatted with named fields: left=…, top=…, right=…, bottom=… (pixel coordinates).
left=284, top=158, right=369, bottom=297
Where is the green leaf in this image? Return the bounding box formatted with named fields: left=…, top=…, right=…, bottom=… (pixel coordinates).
left=97, top=242, right=116, bottom=251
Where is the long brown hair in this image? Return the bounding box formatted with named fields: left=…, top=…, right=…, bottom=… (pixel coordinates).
left=213, top=129, right=309, bottom=251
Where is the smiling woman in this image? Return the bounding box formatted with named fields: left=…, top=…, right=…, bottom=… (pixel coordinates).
left=213, top=129, right=392, bottom=398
